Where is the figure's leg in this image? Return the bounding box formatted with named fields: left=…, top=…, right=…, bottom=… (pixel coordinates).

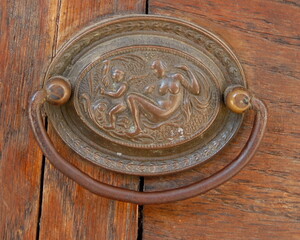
left=126, top=95, right=143, bottom=135
left=126, top=93, right=166, bottom=135
left=104, top=103, right=126, bottom=129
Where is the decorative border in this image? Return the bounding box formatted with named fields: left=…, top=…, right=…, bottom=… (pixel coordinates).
left=52, top=109, right=239, bottom=174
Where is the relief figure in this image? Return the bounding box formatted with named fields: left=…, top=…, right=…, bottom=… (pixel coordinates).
left=79, top=54, right=212, bottom=145
left=126, top=60, right=201, bottom=136
left=100, top=68, right=128, bottom=129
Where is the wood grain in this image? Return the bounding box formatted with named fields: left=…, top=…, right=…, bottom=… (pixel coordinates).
left=2, top=0, right=299, bottom=239
left=143, top=0, right=300, bottom=239
left=0, top=0, right=59, bottom=239
left=56, top=0, right=146, bottom=47
left=38, top=1, right=146, bottom=239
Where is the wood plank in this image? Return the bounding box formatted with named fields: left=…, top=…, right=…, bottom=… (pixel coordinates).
left=38, top=1, right=146, bottom=239
left=57, top=0, right=146, bottom=47
left=143, top=0, right=300, bottom=239
left=0, top=0, right=59, bottom=239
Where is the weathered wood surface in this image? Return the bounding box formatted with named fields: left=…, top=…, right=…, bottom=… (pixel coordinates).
left=143, top=0, right=300, bottom=239
left=0, top=1, right=59, bottom=239
left=38, top=1, right=146, bottom=239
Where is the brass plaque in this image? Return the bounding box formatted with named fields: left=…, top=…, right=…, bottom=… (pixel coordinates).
left=45, top=15, right=246, bottom=175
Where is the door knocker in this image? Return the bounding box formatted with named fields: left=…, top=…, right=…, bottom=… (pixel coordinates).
left=29, top=15, right=267, bottom=204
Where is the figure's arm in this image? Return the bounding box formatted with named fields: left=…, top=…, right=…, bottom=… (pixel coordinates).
left=101, top=60, right=110, bottom=87
left=128, top=73, right=150, bottom=82
left=96, top=61, right=110, bottom=93
left=102, top=83, right=128, bottom=98
left=175, top=66, right=200, bottom=95
left=144, top=84, right=155, bottom=94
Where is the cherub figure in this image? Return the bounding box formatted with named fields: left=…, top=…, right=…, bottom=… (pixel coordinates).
left=100, top=68, right=128, bottom=129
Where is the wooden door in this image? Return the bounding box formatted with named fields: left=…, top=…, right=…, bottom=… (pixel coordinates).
left=1, top=0, right=299, bottom=239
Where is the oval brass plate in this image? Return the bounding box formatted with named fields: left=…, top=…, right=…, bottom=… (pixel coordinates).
left=45, top=15, right=246, bottom=175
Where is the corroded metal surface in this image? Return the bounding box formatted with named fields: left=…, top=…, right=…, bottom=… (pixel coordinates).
left=44, top=15, right=246, bottom=175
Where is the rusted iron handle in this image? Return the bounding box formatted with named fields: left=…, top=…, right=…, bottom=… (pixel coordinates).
left=29, top=82, right=267, bottom=205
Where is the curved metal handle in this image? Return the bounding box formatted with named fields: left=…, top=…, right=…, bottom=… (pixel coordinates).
left=29, top=78, right=267, bottom=205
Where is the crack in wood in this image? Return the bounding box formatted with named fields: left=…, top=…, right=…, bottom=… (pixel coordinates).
left=137, top=177, right=145, bottom=240
left=36, top=118, right=47, bottom=240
